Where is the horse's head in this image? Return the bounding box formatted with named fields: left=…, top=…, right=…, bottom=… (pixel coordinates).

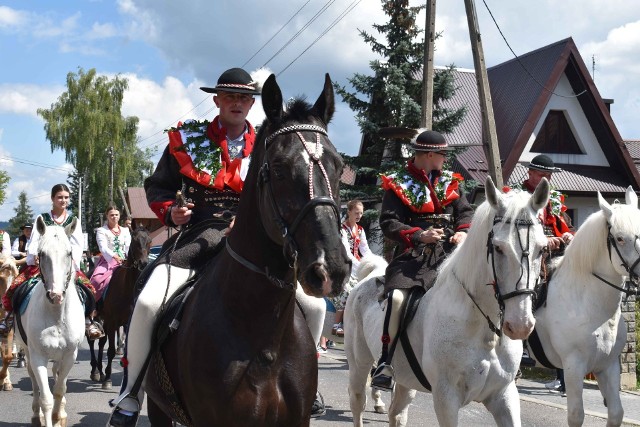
left=127, top=226, right=152, bottom=271
left=245, top=73, right=350, bottom=297
left=484, top=176, right=550, bottom=339
left=597, top=186, right=640, bottom=286
left=36, top=216, right=76, bottom=305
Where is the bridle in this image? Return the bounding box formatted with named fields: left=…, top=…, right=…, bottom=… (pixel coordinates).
left=39, top=248, right=74, bottom=304
left=456, top=215, right=540, bottom=336
left=225, top=123, right=340, bottom=288
left=259, top=124, right=340, bottom=266
left=592, top=224, right=640, bottom=298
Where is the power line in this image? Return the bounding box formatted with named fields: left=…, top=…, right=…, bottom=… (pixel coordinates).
left=262, top=0, right=336, bottom=68
left=242, top=0, right=313, bottom=68
left=278, top=0, right=362, bottom=76
left=481, top=0, right=586, bottom=99
left=0, top=155, right=70, bottom=172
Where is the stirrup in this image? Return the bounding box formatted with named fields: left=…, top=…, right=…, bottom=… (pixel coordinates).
left=371, top=363, right=395, bottom=392
left=107, top=396, right=140, bottom=427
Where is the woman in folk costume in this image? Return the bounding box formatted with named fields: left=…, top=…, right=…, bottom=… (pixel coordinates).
left=90, top=205, right=131, bottom=302
left=329, top=200, right=372, bottom=337
left=108, top=68, right=260, bottom=427
left=371, top=130, right=474, bottom=391
left=0, top=184, right=97, bottom=336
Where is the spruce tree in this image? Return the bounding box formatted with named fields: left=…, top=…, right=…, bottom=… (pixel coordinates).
left=8, top=191, right=34, bottom=237
left=335, top=0, right=466, bottom=204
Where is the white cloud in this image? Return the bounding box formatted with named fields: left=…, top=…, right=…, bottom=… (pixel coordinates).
left=0, top=6, right=27, bottom=29
left=0, top=84, right=65, bottom=118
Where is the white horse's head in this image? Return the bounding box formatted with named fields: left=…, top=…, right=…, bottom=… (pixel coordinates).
left=0, top=254, right=19, bottom=294
left=597, top=186, right=640, bottom=283
left=484, top=176, right=550, bottom=339
left=36, top=216, right=77, bottom=305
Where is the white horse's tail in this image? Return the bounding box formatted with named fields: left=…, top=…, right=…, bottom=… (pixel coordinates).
left=355, top=254, right=388, bottom=283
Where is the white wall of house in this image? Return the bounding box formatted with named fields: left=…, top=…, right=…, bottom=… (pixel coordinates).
left=521, top=73, right=609, bottom=167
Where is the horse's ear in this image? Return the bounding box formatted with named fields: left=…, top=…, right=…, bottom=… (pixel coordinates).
left=598, top=191, right=613, bottom=221
left=261, top=74, right=283, bottom=122
left=625, top=186, right=638, bottom=208
left=65, top=218, right=78, bottom=237
left=530, top=177, right=550, bottom=212
left=36, top=216, right=46, bottom=236
left=311, top=73, right=335, bottom=126
left=485, top=176, right=504, bottom=211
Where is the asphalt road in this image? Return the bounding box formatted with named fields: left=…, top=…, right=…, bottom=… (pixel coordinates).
left=0, top=340, right=634, bottom=426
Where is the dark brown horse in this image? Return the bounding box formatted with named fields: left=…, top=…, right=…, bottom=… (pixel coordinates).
left=144, top=74, right=351, bottom=426
left=89, top=227, right=151, bottom=389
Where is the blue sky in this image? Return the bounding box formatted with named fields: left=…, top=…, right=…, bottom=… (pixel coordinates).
left=1, top=0, right=639, bottom=222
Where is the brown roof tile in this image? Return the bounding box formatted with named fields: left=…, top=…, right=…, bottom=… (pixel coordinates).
left=127, top=187, right=156, bottom=219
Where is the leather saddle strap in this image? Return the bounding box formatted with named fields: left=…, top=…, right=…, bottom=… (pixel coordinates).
left=527, top=328, right=557, bottom=369
left=399, top=288, right=431, bottom=391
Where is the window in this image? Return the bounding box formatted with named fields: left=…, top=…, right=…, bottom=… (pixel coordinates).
left=531, top=110, right=582, bottom=154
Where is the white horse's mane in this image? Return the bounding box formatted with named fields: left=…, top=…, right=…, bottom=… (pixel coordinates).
left=355, top=254, right=388, bottom=282
left=439, top=189, right=536, bottom=287
left=559, top=203, right=635, bottom=274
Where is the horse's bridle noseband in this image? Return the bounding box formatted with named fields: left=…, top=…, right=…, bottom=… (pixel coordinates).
left=260, top=124, right=340, bottom=266
left=457, top=215, right=540, bottom=336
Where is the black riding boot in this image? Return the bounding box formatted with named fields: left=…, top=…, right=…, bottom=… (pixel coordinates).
left=371, top=291, right=398, bottom=392
left=108, top=395, right=140, bottom=427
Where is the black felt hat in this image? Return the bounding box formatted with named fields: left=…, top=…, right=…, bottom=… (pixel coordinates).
left=20, top=223, right=33, bottom=230
left=200, top=68, right=260, bottom=95
left=410, top=130, right=455, bottom=152
left=528, top=154, right=562, bottom=173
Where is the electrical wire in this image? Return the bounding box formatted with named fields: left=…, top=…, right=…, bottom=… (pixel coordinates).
left=262, top=0, right=335, bottom=68
left=481, top=0, right=586, bottom=99
left=278, top=0, right=362, bottom=76
left=0, top=155, right=70, bottom=172
left=242, top=0, right=312, bottom=68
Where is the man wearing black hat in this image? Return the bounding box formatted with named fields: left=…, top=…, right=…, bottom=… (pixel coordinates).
left=371, top=130, right=474, bottom=391
left=516, top=154, right=574, bottom=249
left=11, top=223, right=33, bottom=269
left=510, top=154, right=573, bottom=396
left=109, top=68, right=260, bottom=426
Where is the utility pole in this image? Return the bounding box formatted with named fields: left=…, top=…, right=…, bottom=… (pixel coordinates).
left=108, top=145, right=114, bottom=203
left=464, top=0, right=503, bottom=187
left=421, top=0, right=437, bottom=129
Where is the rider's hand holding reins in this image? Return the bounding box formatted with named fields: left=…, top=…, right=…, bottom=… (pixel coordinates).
left=418, top=227, right=445, bottom=244
left=449, top=231, right=467, bottom=245
left=171, top=202, right=194, bottom=226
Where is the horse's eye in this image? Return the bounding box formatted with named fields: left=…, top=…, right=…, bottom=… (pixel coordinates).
left=494, top=246, right=504, bottom=255
left=616, top=236, right=625, bottom=244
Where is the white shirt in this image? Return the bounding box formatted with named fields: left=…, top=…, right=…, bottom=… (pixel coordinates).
left=12, top=235, right=29, bottom=258
left=95, top=224, right=131, bottom=263
left=27, top=214, right=84, bottom=268
left=0, top=231, right=10, bottom=257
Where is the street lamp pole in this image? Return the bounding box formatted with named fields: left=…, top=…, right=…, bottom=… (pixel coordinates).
left=108, top=145, right=114, bottom=203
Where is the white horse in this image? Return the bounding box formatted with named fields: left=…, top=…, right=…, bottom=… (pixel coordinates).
left=530, top=186, right=640, bottom=427
left=15, top=217, right=85, bottom=427
left=345, top=177, right=550, bottom=427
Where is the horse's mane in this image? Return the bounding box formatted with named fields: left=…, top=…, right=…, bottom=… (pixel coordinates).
left=255, top=97, right=316, bottom=143
left=439, top=190, right=534, bottom=286
left=355, top=254, right=388, bottom=282
left=559, top=204, right=635, bottom=274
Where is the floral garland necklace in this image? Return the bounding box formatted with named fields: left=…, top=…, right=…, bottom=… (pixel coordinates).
left=109, top=225, right=125, bottom=258
left=170, top=119, right=222, bottom=181
left=385, top=166, right=460, bottom=210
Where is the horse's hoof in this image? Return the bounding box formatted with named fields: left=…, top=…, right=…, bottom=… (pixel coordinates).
left=374, top=405, right=387, bottom=414
left=116, top=347, right=124, bottom=356
left=100, top=373, right=106, bottom=382
left=102, top=379, right=112, bottom=390
left=90, top=372, right=101, bottom=382
left=31, top=415, right=42, bottom=427
left=2, top=382, right=13, bottom=391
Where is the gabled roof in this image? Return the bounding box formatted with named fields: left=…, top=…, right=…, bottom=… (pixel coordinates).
left=127, top=187, right=156, bottom=219
left=436, top=38, right=640, bottom=194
